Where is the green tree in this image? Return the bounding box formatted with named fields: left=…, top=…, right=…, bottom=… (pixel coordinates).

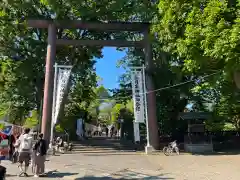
left=153, top=0, right=240, bottom=81
left=152, top=0, right=240, bottom=131
left=1, top=0, right=141, bottom=125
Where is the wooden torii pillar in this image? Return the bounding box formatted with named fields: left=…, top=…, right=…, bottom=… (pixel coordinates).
left=27, top=20, right=160, bottom=150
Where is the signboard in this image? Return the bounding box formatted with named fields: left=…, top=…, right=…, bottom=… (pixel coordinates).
left=179, top=112, right=210, bottom=120
left=131, top=70, right=145, bottom=123
left=1, top=125, right=12, bottom=136
left=12, top=125, right=23, bottom=137
left=0, top=122, right=22, bottom=137
left=0, top=140, right=9, bottom=160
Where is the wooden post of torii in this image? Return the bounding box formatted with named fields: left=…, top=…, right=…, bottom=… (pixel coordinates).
left=27, top=20, right=160, bottom=151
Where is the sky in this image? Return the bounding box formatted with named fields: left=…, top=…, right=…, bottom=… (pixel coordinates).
left=95, top=47, right=126, bottom=89
left=95, top=47, right=193, bottom=110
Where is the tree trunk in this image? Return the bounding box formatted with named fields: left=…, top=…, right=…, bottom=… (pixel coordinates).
left=234, top=71, right=240, bottom=89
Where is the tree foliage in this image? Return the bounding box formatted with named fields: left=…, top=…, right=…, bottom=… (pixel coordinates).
left=0, top=0, right=140, bottom=126
left=1, top=0, right=240, bottom=135
left=112, top=0, right=240, bottom=133
left=151, top=0, right=240, bottom=131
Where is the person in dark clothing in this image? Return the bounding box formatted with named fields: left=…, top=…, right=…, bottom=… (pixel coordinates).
left=105, top=126, right=109, bottom=137
left=32, top=133, right=47, bottom=177
left=110, top=126, right=115, bottom=138
left=82, top=122, right=85, bottom=139
left=8, top=134, right=16, bottom=162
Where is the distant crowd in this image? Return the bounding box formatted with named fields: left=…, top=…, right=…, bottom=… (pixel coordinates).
left=82, top=123, right=119, bottom=138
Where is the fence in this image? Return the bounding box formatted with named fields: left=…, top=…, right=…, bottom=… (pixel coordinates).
left=208, top=131, right=240, bottom=150
left=159, top=131, right=240, bottom=150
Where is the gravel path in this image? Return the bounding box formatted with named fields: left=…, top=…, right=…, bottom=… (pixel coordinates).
left=148, top=152, right=240, bottom=180
left=2, top=147, right=240, bottom=179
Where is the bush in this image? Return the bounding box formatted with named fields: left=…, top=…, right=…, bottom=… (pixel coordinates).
left=55, top=124, right=64, bottom=133
left=24, top=110, right=38, bottom=128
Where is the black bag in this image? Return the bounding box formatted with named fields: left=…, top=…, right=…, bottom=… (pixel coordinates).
left=36, top=139, right=47, bottom=156
left=0, top=165, right=6, bottom=179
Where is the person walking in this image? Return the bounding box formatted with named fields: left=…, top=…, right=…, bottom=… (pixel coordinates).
left=8, top=134, right=15, bottom=161
left=14, top=128, right=33, bottom=177
left=32, top=133, right=47, bottom=177
left=110, top=125, right=115, bottom=138
left=105, top=125, right=109, bottom=137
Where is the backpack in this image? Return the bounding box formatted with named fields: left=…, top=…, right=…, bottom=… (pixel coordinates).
left=36, top=139, right=46, bottom=156
left=20, top=135, right=32, bottom=150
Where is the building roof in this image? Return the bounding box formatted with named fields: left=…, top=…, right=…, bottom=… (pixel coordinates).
left=179, top=112, right=210, bottom=120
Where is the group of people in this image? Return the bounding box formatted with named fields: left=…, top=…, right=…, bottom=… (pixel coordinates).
left=6, top=128, right=47, bottom=177
left=84, top=124, right=117, bottom=138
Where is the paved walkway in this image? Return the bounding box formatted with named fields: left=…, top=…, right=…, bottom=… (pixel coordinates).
left=2, top=148, right=240, bottom=179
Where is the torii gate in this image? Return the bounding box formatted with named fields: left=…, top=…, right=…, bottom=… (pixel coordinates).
left=27, top=20, right=160, bottom=151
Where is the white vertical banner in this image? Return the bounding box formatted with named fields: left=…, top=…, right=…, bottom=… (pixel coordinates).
left=131, top=70, right=145, bottom=123
left=53, top=68, right=71, bottom=124
left=133, top=122, right=140, bottom=142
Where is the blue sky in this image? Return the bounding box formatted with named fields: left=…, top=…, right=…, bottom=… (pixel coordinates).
left=95, top=47, right=126, bottom=89
left=95, top=47, right=193, bottom=110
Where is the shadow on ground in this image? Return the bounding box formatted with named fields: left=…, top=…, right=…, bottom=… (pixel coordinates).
left=44, top=168, right=174, bottom=179
left=83, top=153, right=139, bottom=156
left=75, top=169, right=174, bottom=180
left=46, top=170, right=78, bottom=178
left=6, top=174, right=17, bottom=177
left=74, top=174, right=174, bottom=180
left=192, top=150, right=240, bottom=156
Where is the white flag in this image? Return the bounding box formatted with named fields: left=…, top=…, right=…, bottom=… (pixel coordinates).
left=53, top=68, right=71, bottom=124
left=131, top=70, right=145, bottom=123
